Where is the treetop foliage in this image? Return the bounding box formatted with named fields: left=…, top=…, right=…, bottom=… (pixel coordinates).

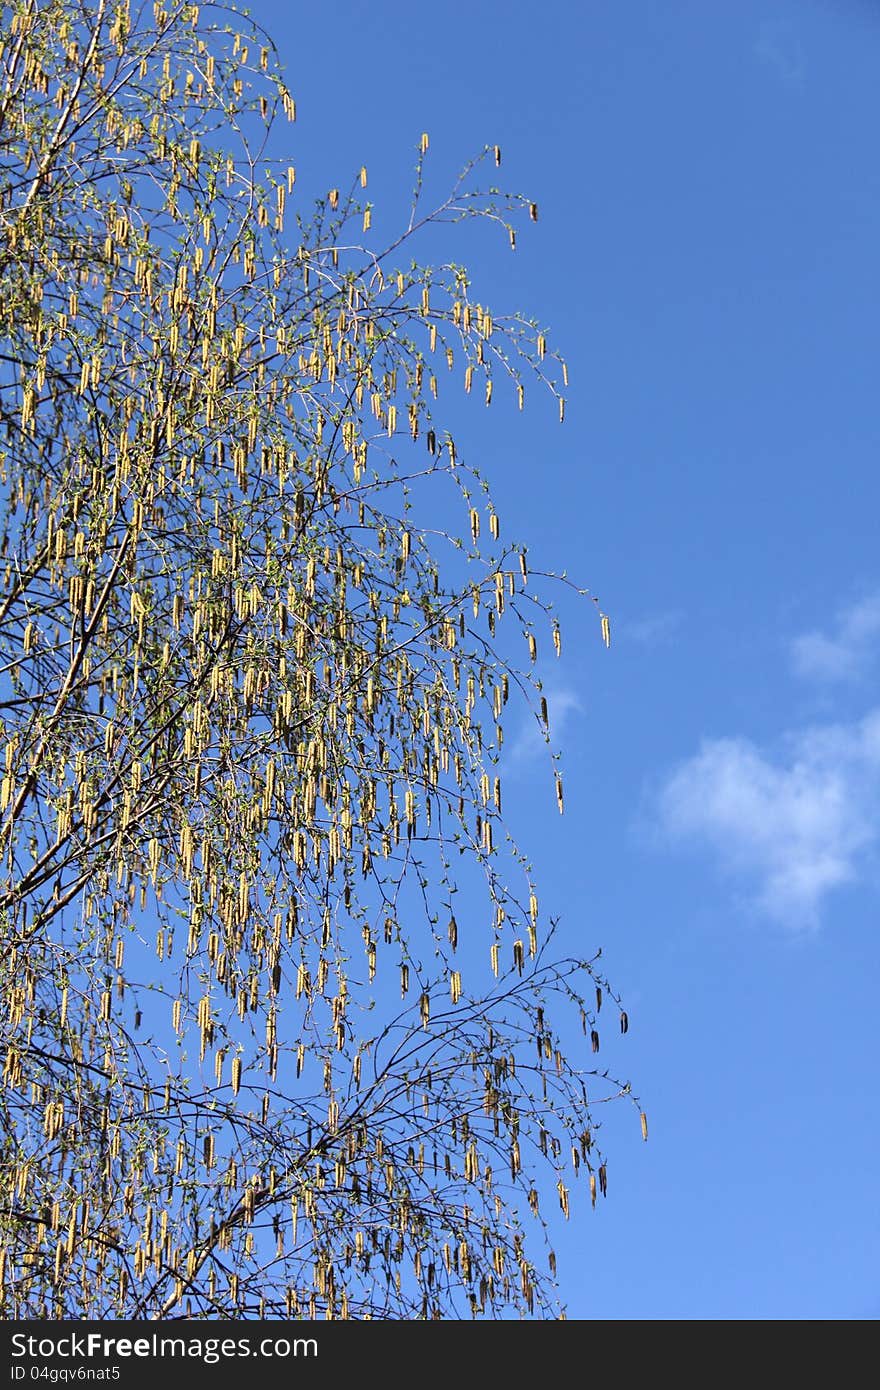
left=0, top=0, right=640, bottom=1319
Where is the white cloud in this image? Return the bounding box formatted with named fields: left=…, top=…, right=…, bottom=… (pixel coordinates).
left=657, top=710, right=880, bottom=928
left=508, top=686, right=583, bottom=765
left=623, top=610, right=682, bottom=649
left=791, top=593, right=880, bottom=684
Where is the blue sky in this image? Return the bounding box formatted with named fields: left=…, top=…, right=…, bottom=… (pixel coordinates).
left=254, top=0, right=880, bottom=1318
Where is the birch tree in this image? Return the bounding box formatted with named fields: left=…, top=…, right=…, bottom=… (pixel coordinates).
left=0, top=0, right=641, bottom=1319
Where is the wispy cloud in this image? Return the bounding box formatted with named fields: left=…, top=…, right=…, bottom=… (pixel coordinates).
left=623, top=610, right=682, bottom=650
left=657, top=711, right=880, bottom=928
left=755, top=21, right=806, bottom=86
left=790, top=593, right=880, bottom=684
left=508, top=685, right=583, bottom=765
